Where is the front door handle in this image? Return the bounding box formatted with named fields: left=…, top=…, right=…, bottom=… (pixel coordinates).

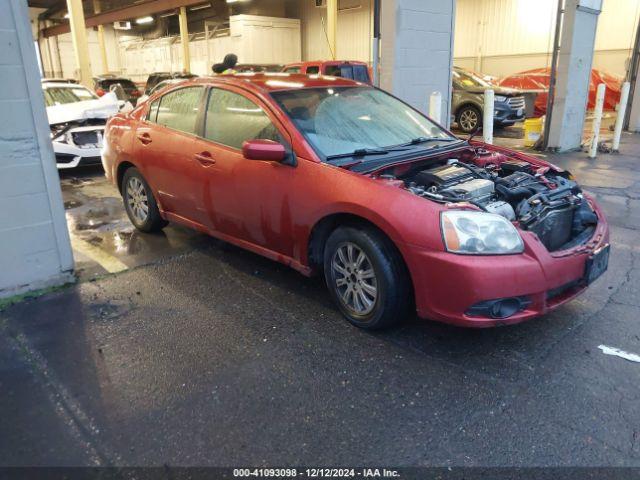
left=194, top=151, right=216, bottom=167
left=137, top=132, right=152, bottom=145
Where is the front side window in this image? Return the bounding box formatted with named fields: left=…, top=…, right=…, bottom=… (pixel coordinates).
left=271, top=87, right=456, bottom=159
left=284, top=67, right=301, bottom=74
left=204, top=88, right=283, bottom=149
left=155, top=87, right=203, bottom=134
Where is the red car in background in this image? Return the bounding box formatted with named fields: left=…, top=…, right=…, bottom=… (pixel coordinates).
left=102, top=74, right=609, bottom=329
left=282, top=60, right=372, bottom=84
left=499, top=67, right=622, bottom=117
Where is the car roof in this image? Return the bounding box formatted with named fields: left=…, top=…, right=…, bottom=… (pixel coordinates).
left=42, top=82, right=90, bottom=89
left=286, top=60, right=368, bottom=67
left=97, top=76, right=134, bottom=81
left=187, top=73, right=366, bottom=93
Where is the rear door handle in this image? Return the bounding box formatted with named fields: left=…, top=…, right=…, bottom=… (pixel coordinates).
left=137, top=132, right=152, bottom=145
left=194, top=151, right=216, bottom=167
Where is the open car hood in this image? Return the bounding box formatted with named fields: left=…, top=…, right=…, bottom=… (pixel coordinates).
left=46, top=91, right=120, bottom=125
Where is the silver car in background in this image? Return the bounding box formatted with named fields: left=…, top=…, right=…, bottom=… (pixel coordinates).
left=452, top=67, right=526, bottom=133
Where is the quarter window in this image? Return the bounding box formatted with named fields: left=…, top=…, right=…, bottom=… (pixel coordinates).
left=154, top=87, right=203, bottom=134
left=204, top=89, right=283, bottom=149
left=147, top=98, right=160, bottom=122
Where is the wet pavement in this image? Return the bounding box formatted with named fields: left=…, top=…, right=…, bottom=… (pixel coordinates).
left=1, top=134, right=640, bottom=468
left=59, top=167, right=211, bottom=280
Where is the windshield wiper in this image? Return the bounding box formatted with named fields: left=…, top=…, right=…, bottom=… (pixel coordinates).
left=326, top=146, right=408, bottom=161
left=399, top=136, right=458, bottom=147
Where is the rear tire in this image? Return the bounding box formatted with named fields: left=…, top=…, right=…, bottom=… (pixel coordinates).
left=323, top=226, right=412, bottom=330
left=121, top=167, right=167, bottom=233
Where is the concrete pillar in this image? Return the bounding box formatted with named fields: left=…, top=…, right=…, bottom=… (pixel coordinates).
left=326, top=0, right=338, bottom=60
left=380, top=0, right=456, bottom=122
left=179, top=7, right=191, bottom=73
left=93, top=0, right=109, bottom=74
left=547, top=0, right=602, bottom=152
left=0, top=0, right=74, bottom=299
left=66, top=0, right=92, bottom=86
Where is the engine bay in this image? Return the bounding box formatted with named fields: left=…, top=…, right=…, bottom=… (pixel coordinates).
left=377, top=148, right=598, bottom=252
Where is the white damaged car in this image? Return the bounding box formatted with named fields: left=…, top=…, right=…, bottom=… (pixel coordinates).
left=43, top=82, right=123, bottom=169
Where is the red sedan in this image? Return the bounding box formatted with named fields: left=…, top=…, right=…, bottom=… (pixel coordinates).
left=102, top=74, right=609, bottom=329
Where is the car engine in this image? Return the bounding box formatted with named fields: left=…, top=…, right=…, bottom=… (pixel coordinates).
left=393, top=157, right=598, bottom=252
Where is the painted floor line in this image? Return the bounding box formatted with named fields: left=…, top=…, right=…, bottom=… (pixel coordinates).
left=71, top=236, right=128, bottom=274
left=598, top=345, right=640, bottom=363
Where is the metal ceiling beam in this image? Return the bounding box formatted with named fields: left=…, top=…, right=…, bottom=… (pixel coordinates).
left=42, top=0, right=206, bottom=37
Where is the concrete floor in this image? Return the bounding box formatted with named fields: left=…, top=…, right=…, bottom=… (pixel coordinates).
left=1, top=132, right=639, bottom=468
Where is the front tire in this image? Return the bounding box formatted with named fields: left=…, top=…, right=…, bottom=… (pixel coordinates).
left=122, top=167, right=167, bottom=232
left=323, top=226, right=411, bottom=330
left=456, top=105, right=482, bottom=134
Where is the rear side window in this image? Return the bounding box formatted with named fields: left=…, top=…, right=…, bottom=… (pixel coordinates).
left=154, top=87, right=204, bottom=134
left=204, top=88, right=283, bottom=149
left=306, top=66, right=320, bottom=74
left=324, top=65, right=341, bottom=77
left=323, top=65, right=370, bottom=83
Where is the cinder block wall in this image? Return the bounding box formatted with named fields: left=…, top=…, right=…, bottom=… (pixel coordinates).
left=380, top=0, right=456, bottom=123
left=0, top=0, right=74, bottom=298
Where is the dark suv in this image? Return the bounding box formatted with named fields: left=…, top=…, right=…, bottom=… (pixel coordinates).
left=93, top=75, right=141, bottom=105
left=452, top=67, right=525, bottom=133
left=144, top=72, right=198, bottom=95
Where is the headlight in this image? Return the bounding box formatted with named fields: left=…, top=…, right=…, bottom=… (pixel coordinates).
left=441, top=211, right=524, bottom=255
left=494, top=95, right=507, bottom=103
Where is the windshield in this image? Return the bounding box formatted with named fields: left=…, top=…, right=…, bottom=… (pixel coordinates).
left=271, top=87, right=455, bottom=159
left=453, top=69, right=493, bottom=88
left=43, top=86, right=97, bottom=106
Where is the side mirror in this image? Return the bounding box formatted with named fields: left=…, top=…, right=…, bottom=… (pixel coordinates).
left=242, top=139, right=287, bottom=162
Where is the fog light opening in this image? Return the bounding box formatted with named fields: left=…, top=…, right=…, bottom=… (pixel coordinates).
left=466, top=296, right=530, bottom=319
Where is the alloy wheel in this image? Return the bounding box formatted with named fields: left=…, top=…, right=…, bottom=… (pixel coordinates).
left=126, top=177, right=149, bottom=224
left=460, top=109, right=479, bottom=131
left=331, top=242, right=378, bottom=316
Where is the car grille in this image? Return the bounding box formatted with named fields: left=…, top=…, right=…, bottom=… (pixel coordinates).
left=508, top=96, right=525, bottom=109
left=80, top=156, right=102, bottom=165
left=55, top=153, right=76, bottom=164
left=71, top=130, right=102, bottom=147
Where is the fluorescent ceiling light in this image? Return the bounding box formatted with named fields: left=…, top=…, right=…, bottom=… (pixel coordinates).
left=136, top=16, right=154, bottom=24
left=159, top=11, right=177, bottom=17
left=226, top=0, right=250, bottom=3
left=64, top=12, right=69, bottom=18
left=190, top=3, right=212, bottom=11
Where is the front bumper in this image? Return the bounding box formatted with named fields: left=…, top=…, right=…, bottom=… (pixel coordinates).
left=494, top=103, right=525, bottom=126
left=404, top=203, right=610, bottom=328
left=53, top=126, right=105, bottom=169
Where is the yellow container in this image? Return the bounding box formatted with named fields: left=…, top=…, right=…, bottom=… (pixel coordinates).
left=524, top=117, right=543, bottom=147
